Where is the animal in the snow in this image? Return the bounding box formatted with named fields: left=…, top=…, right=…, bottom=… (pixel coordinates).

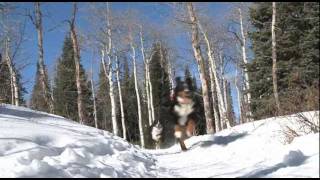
left=171, top=77, right=198, bottom=151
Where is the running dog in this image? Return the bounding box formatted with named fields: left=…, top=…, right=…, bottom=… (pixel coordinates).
left=171, top=77, right=198, bottom=151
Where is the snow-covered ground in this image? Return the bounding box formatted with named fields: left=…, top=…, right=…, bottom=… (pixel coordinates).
left=0, top=104, right=319, bottom=178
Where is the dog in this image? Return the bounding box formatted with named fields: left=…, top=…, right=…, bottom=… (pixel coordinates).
left=171, top=77, right=198, bottom=151
left=151, top=121, right=163, bottom=149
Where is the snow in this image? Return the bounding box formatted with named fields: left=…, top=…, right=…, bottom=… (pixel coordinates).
left=0, top=103, right=319, bottom=178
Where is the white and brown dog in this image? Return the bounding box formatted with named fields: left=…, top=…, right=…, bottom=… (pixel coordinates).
left=171, top=77, right=197, bottom=151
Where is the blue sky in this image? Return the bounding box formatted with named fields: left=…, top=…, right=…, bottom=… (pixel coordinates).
left=12, top=2, right=242, bottom=121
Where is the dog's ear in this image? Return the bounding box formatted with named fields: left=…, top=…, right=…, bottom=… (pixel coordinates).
left=185, top=77, right=193, bottom=91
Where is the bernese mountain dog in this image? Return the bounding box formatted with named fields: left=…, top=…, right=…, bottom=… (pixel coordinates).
left=171, top=77, right=198, bottom=151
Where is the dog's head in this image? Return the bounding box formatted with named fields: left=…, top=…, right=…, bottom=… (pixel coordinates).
left=174, top=77, right=194, bottom=105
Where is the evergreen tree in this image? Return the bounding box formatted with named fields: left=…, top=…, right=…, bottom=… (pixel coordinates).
left=184, top=65, right=192, bottom=81
left=96, top=62, right=111, bottom=131
left=126, top=71, right=140, bottom=144
left=30, top=63, right=52, bottom=112
left=184, top=65, right=198, bottom=91
left=248, top=2, right=319, bottom=119
left=0, top=53, right=26, bottom=105
left=0, top=54, right=11, bottom=103
left=149, top=42, right=173, bottom=147
left=53, top=35, right=93, bottom=124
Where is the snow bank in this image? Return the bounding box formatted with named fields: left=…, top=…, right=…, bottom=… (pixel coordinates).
left=0, top=104, right=157, bottom=178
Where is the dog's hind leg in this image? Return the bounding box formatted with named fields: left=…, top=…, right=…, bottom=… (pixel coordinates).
left=178, top=138, right=187, bottom=151
left=186, top=119, right=196, bottom=137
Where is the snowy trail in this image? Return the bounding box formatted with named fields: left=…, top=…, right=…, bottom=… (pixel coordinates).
left=148, top=114, right=319, bottom=178
left=0, top=104, right=319, bottom=178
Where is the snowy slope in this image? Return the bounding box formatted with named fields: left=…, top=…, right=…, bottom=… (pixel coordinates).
left=148, top=112, right=319, bottom=178
left=0, top=104, right=158, bottom=178
left=0, top=104, right=319, bottom=178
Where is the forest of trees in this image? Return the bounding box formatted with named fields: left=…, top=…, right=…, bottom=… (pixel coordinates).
left=0, top=2, right=318, bottom=149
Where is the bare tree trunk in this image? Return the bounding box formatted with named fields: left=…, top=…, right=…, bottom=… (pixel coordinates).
left=196, top=17, right=230, bottom=129
left=209, top=65, right=221, bottom=132
left=234, top=67, right=243, bottom=124
left=223, top=77, right=229, bottom=125
left=5, top=37, right=19, bottom=106
left=10, top=73, right=14, bottom=104
left=130, top=41, right=145, bottom=148
left=90, top=63, right=98, bottom=129
left=100, top=50, right=109, bottom=129
left=187, top=2, right=215, bottom=134
left=115, top=55, right=126, bottom=140
left=69, top=3, right=85, bottom=124
left=145, top=63, right=152, bottom=126
left=103, top=2, right=119, bottom=136
left=271, top=2, right=281, bottom=112
left=140, top=27, right=153, bottom=126
left=219, top=52, right=232, bottom=127
left=34, top=2, right=54, bottom=113
left=167, top=60, right=175, bottom=100
left=238, top=7, right=253, bottom=121
left=147, top=53, right=156, bottom=125
left=107, top=54, right=118, bottom=135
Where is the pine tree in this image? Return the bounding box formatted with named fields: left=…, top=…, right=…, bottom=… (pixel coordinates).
left=248, top=2, right=319, bottom=119
left=0, top=54, right=26, bottom=105
left=0, top=55, right=12, bottom=103
left=149, top=42, right=172, bottom=147
left=96, top=61, right=111, bottom=131
left=30, top=63, right=52, bottom=112
left=53, top=35, right=93, bottom=124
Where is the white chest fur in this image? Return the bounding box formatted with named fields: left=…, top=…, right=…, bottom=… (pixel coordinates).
left=174, top=102, right=194, bottom=126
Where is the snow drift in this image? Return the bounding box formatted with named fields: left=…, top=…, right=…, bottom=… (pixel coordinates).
left=0, top=103, right=319, bottom=178
left=0, top=104, right=157, bottom=178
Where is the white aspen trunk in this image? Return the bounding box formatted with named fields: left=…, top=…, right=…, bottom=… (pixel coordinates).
left=107, top=55, right=118, bottom=136
left=219, top=52, right=231, bottom=127
left=34, top=2, right=54, bottom=113
left=148, top=77, right=155, bottom=124
left=140, top=27, right=152, bottom=126
left=91, top=79, right=98, bottom=128
left=145, top=63, right=152, bottom=126
left=209, top=65, right=221, bottom=132
left=223, top=78, right=228, bottom=122
left=90, top=61, right=98, bottom=129
left=5, top=37, right=19, bottom=106
left=146, top=64, right=152, bottom=126
left=238, top=7, right=253, bottom=121
left=115, top=55, right=126, bottom=140
left=272, top=2, right=281, bottom=112
left=104, top=2, right=118, bottom=136
left=10, top=70, right=14, bottom=104
left=167, top=60, right=174, bottom=99
left=197, top=20, right=230, bottom=129
left=234, top=67, right=243, bottom=124
left=100, top=50, right=108, bottom=130
left=187, top=3, right=215, bottom=134
left=147, top=54, right=155, bottom=125
left=69, top=3, right=85, bottom=124
left=130, top=42, right=145, bottom=148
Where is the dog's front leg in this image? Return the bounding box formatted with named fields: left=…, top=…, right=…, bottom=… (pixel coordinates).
left=174, top=125, right=187, bottom=151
